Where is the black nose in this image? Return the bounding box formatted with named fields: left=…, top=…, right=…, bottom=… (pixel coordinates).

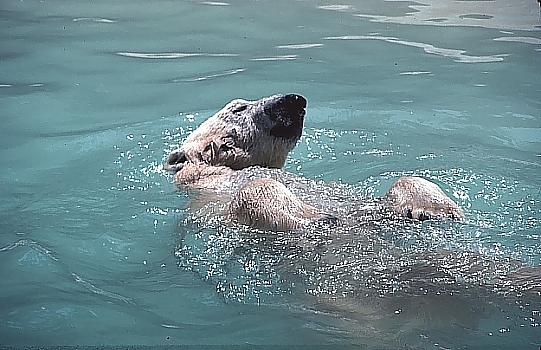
left=265, top=94, right=306, bottom=140
left=264, top=94, right=307, bottom=117
left=284, top=94, right=307, bottom=109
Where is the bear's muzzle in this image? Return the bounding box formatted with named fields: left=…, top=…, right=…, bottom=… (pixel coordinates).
left=265, top=94, right=306, bottom=140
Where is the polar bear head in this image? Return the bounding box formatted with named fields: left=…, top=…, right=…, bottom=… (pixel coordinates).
left=165, top=94, right=306, bottom=172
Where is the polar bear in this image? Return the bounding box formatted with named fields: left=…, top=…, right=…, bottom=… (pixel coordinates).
left=165, top=94, right=464, bottom=231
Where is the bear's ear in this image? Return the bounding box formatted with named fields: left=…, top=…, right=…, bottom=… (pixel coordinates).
left=164, top=149, right=187, bottom=172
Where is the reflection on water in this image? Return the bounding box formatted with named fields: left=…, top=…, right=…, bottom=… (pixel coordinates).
left=334, top=0, right=541, bottom=31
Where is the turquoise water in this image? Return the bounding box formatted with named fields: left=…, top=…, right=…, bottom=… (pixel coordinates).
left=1, top=0, right=540, bottom=348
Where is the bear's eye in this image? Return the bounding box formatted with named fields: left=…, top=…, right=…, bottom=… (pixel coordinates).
left=232, top=104, right=248, bottom=114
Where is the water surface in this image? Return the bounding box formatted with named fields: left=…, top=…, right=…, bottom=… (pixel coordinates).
left=1, top=0, right=540, bottom=348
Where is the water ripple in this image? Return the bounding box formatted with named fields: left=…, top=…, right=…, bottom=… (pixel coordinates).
left=494, top=36, right=541, bottom=45
left=251, top=55, right=298, bottom=61
left=1, top=239, right=134, bottom=304
left=276, top=43, right=323, bottom=49
left=324, top=35, right=506, bottom=63
left=353, top=0, right=540, bottom=31
left=172, top=68, right=245, bottom=83
left=116, top=52, right=238, bottom=59
left=202, top=1, right=229, bottom=5
left=317, top=5, right=352, bottom=12
left=399, top=71, right=432, bottom=76
left=72, top=17, right=116, bottom=23
left=70, top=272, right=134, bottom=304
left=0, top=239, right=59, bottom=262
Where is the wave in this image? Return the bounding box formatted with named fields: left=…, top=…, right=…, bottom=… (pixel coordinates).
left=73, top=17, right=116, bottom=23
left=251, top=55, right=298, bottom=61
left=172, top=68, right=245, bottom=83
left=324, top=35, right=506, bottom=63
left=276, top=43, right=323, bottom=49
left=116, top=52, right=238, bottom=59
